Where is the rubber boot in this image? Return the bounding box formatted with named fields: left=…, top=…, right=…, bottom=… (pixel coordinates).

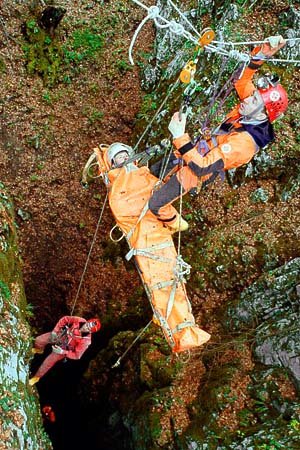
left=165, top=214, right=189, bottom=233
left=29, top=376, right=40, bottom=386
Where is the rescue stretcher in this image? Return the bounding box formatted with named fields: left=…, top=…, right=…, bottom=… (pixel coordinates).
left=85, top=145, right=211, bottom=353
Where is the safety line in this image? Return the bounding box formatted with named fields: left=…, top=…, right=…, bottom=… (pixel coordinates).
left=130, top=0, right=299, bottom=65
left=70, top=192, right=108, bottom=316
left=212, top=37, right=300, bottom=46
left=177, top=158, right=184, bottom=257
left=134, top=79, right=180, bottom=151
left=111, top=320, right=152, bottom=368
left=167, top=0, right=201, bottom=37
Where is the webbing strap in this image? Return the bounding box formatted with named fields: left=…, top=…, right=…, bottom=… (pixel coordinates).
left=172, top=320, right=195, bottom=334
left=125, top=241, right=173, bottom=262
left=150, top=280, right=174, bottom=291
left=126, top=202, right=149, bottom=241
left=154, top=311, right=176, bottom=347
left=166, top=281, right=177, bottom=319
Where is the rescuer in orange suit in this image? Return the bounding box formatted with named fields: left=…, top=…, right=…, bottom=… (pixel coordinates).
left=148, top=35, right=288, bottom=232
left=29, top=316, right=101, bottom=385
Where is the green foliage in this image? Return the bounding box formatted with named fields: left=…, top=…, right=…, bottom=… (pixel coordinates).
left=0, top=280, right=11, bottom=301
left=88, top=109, right=104, bottom=124
left=24, top=302, right=34, bottom=319
left=22, top=16, right=104, bottom=86
left=116, top=59, right=133, bottom=74
left=83, top=106, right=104, bottom=125
left=63, top=28, right=104, bottom=64
left=22, top=19, right=64, bottom=87
left=42, top=91, right=52, bottom=104
left=137, top=93, right=157, bottom=120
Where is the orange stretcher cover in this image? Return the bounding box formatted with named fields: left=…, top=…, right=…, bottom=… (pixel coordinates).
left=95, top=146, right=210, bottom=353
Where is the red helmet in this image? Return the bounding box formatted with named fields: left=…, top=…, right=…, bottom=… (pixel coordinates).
left=258, top=83, right=288, bottom=123
left=86, top=318, right=101, bottom=333
left=42, top=406, right=56, bottom=423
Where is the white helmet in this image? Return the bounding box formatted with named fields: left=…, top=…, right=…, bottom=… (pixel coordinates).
left=107, top=142, right=134, bottom=167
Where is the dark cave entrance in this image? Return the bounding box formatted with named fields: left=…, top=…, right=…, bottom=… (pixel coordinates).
left=31, top=329, right=132, bottom=450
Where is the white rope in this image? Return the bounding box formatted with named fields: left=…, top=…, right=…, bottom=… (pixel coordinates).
left=129, top=5, right=160, bottom=65
left=130, top=1, right=300, bottom=65
left=268, top=58, right=300, bottom=64
left=153, top=18, right=170, bottom=29
left=70, top=192, right=108, bottom=315
left=174, top=255, right=191, bottom=281
left=206, top=43, right=250, bottom=62
left=133, top=79, right=180, bottom=151
left=212, top=38, right=300, bottom=46
left=129, top=0, right=202, bottom=65
left=228, top=49, right=251, bottom=63
left=111, top=320, right=152, bottom=368
left=167, top=0, right=201, bottom=37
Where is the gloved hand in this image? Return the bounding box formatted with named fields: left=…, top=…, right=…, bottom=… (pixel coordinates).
left=145, top=145, right=162, bottom=157
left=168, top=112, right=187, bottom=139
left=261, top=35, right=286, bottom=57
left=52, top=344, right=65, bottom=355
left=51, top=331, right=58, bottom=342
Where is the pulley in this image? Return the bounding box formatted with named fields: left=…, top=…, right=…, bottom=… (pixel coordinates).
left=179, top=28, right=215, bottom=84
left=180, top=60, right=197, bottom=84
left=198, top=28, right=215, bottom=47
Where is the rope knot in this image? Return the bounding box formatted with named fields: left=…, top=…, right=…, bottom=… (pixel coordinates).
left=169, top=20, right=184, bottom=36
left=228, top=49, right=250, bottom=63
left=174, top=255, right=191, bottom=281
left=148, top=5, right=160, bottom=19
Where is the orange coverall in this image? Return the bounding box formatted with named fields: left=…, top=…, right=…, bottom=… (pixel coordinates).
left=149, top=50, right=271, bottom=222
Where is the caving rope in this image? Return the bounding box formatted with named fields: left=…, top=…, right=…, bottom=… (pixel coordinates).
left=130, top=0, right=300, bottom=65
left=130, top=0, right=299, bottom=151
left=111, top=320, right=152, bottom=368
left=78, top=1, right=299, bottom=362
left=69, top=192, right=108, bottom=316
left=130, top=0, right=299, bottom=154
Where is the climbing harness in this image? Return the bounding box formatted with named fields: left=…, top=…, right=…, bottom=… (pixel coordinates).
left=78, top=2, right=299, bottom=359
left=129, top=0, right=299, bottom=147
left=83, top=145, right=210, bottom=354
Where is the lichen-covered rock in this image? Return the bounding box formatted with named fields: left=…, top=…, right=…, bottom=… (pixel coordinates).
left=0, top=183, right=52, bottom=450
left=226, top=258, right=300, bottom=390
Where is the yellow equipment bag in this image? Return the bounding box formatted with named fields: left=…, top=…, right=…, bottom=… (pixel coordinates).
left=93, top=145, right=211, bottom=353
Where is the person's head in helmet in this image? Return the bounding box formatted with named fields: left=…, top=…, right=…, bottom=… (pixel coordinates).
left=238, top=90, right=266, bottom=121
left=80, top=318, right=101, bottom=333
left=107, top=142, right=134, bottom=168
left=239, top=75, right=288, bottom=123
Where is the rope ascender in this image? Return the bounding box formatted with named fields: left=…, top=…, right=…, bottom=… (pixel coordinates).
left=77, top=0, right=299, bottom=363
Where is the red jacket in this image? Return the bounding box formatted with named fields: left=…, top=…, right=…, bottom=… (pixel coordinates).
left=53, top=316, right=91, bottom=360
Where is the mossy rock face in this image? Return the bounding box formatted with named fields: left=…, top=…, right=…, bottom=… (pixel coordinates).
left=176, top=365, right=300, bottom=449
left=22, top=18, right=64, bottom=86
left=225, top=258, right=300, bottom=391
left=0, top=183, right=52, bottom=449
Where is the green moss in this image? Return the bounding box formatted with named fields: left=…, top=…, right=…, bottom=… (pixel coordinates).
left=140, top=343, right=182, bottom=389
left=22, top=18, right=64, bottom=86
left=63, top=28, right=104, bottom=64
left=0, top=280, right=11, bottom=301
